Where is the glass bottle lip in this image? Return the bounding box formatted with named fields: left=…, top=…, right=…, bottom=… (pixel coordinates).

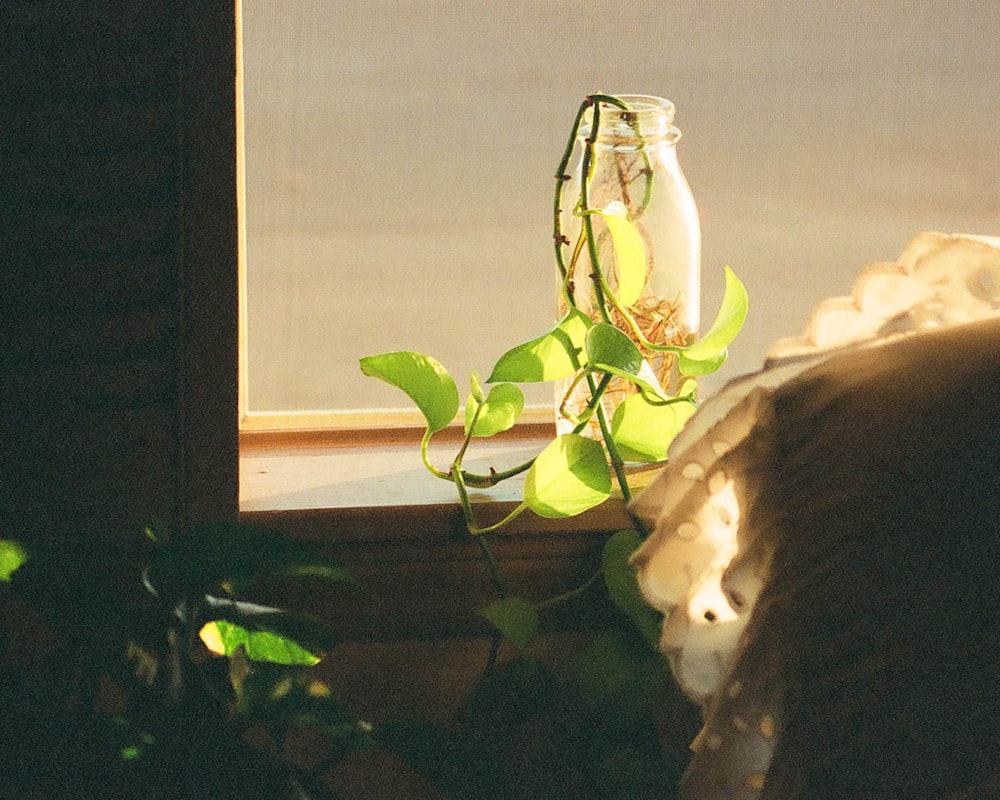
left=579, top=94, right=681, bottom=145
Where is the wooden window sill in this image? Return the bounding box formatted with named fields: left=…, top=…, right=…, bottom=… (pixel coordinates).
left=238, top=425, right=642, bottom=641
left=239, top=422, right=638, bottom=527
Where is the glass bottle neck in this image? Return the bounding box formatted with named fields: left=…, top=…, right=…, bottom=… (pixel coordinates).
left=579, top=94, right=682, bottom=149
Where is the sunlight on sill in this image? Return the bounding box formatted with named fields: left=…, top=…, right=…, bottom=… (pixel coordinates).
left=240, top=427, right=543, bottom=512
left=238, top=423, right=639, bottom=535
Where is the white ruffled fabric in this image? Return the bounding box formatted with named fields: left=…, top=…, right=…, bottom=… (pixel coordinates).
left=630, top=232, right=1000, bottom=799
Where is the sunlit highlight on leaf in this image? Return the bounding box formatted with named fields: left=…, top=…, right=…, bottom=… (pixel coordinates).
left=488, top=308, right=592, bottom=383
left=200, top=619, right=322, bottom=665
left=524, top=434, right=611, bottom=517
left=360, top=351, right=459, bottom=433
left=678, top=266, right=748, bottom=374
left=597, top=201, right=647, bottom=307
left=465, top=381, right=525, bottom=437
left=611, top=394, right=697, bottom=462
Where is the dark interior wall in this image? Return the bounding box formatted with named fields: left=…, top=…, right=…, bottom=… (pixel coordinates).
left=1, top=2, right=238, bottom=548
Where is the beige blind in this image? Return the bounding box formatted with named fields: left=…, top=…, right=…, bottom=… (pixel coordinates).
left=242, top=0, right=1000, bottom=415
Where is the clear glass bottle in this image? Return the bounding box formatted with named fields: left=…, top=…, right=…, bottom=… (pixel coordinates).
left=556, top=94, right=700, bottom=436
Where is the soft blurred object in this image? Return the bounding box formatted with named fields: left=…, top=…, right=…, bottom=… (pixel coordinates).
left=631, top=233, right=1000, bottom=799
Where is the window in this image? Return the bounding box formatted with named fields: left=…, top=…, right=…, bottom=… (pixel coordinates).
left=238, top=1, right=999, bottom=510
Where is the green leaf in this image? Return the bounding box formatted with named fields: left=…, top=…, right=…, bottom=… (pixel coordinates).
left=201, top=619, right=322, bottom=665
left=585, top=323, right=643, bottom=376
left=678, top=265, right=748, bottom=374
left=359, top=351, right=459, bottom=433
left=610, top=394, right=697, bottom=463
left=200, top=596, right=338, bottom=665
left=597, top=201, right=647, bottom=307
left=679, top=348, right=728, bottom=375
left=583, top=324, right=669, bottom=400
left=0, top=540, right=28, bottom=582
left=465, top=381, right=525, bottom=438
left=487, top=308, right=592, bottom=383
left=478, top=597, right=539, bottom=652
left=523, top=434, right=611, bottom=518
left=601, top=530, right=662, bottom=647
left=202, top=597, right=339, bottom=657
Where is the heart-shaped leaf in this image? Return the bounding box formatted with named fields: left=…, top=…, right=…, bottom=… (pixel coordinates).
left=584, top=324, right=669, bottom=400
left=465, top=381, right=525, bottom=438
left=360, top=351, right=459, bottom=433
left=488, top=308, right=592, bottom=383
left=611, top=393, right=697, bottom=462
left=523, top=434, right=611, bottom=518
left=585, top=323, right=643, bottom=376
left=201, top=620, right=320, bottom=665
left=679, top=348, right=728, bottom=375
left=478, top=597, right=539, bottom=652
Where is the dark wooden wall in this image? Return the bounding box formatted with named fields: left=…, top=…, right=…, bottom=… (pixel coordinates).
left=1, top=2, right=238, bottom=550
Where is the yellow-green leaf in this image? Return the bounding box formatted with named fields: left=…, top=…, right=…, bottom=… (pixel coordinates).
left=585, top=323, right=643, bottom=376
left=200, top=619, right=321, bottom=666
left=465, top=382, right=524, bottom=437
left=678, top=266, right=748, bottom=373
left=0, top=540, right=28, bottom=582
left=610, top=394, right=697, bottom=463
left=488, top=308, right=592, bottom=383
left=360, top=351, right=459, bottom=433
left=598, top=201, right=647, bottom=307
left=523, top=434, right=611, bottom=518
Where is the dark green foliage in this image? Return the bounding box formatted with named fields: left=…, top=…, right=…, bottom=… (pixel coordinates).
left=0, top=528, right=369, bottom=799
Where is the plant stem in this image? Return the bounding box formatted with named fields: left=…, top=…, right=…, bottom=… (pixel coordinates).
left=560, top=371, right=612, bottom=431
left=475, top=535, right=509, bottom=599
left=595, top=270, right=688, bottom=355
left=420, top=429, right=452, bottom=481
left=449, top=463, right=512, bottom=600
left=459, top=458, right=534, bottom=488
left=594, top=400, right=633, bottom=503
left=554, top=93, right=631, bottom=309
left=553, top=98, right=592, bottom=298
left=579, top=100, right=613, bottom=325
left=535, top=569, right=600, bottom=611
left=451, top=460, right=526, bottom=537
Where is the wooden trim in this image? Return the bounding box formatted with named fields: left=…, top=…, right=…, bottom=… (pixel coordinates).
left=239, top=403, right=557, bottom=433
left=240, top=417, right=556, bottom=447
left=176, top=1, right=240, bottom=528
left=236, top=0, right=251, bottom=428
left=240, top=501, right=633, bottom=641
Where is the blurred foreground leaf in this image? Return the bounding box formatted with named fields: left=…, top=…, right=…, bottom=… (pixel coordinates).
left=0, top=540, right=28, bottom=582
left=478, top=597, right=539, bottom=652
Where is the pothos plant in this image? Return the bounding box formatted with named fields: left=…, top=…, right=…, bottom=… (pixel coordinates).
left=360, top=93, right=747, bottom=646
left=0, top=528, right=369, bottom=800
